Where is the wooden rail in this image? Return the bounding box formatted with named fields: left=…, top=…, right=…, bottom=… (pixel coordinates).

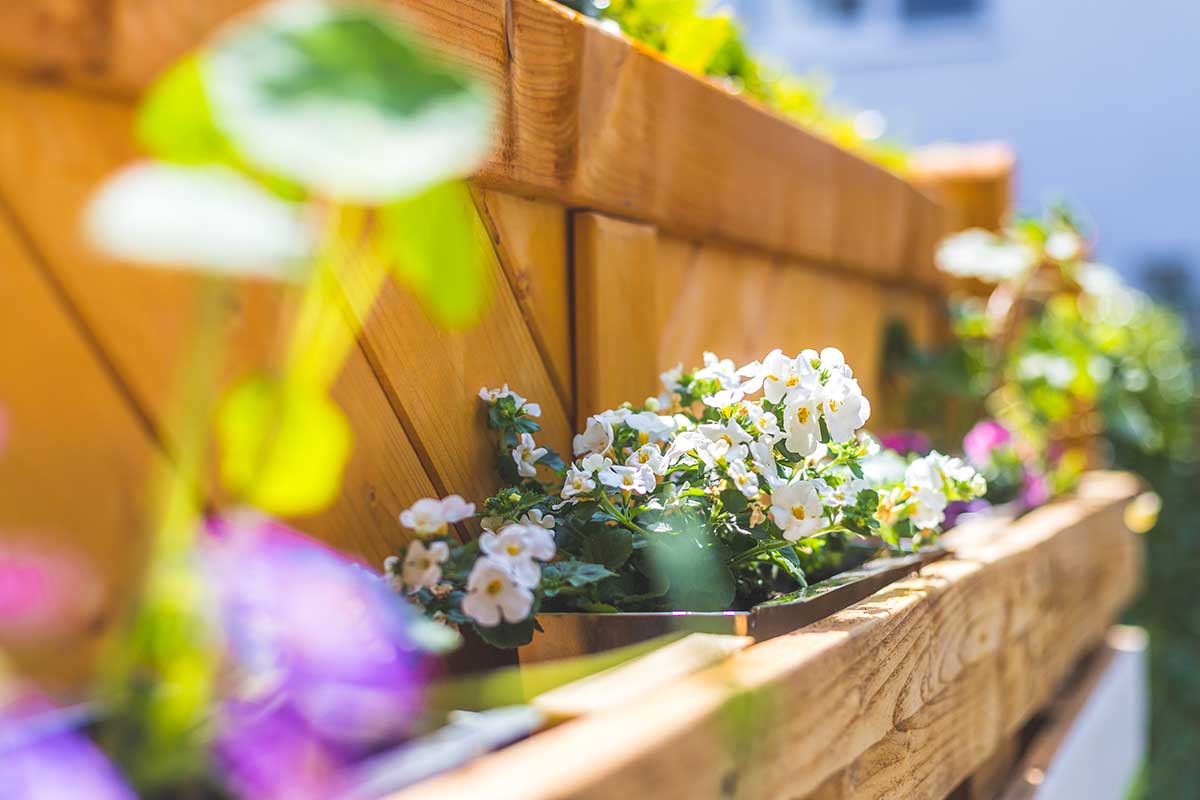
left=391, top=472, right=1142, bottom=800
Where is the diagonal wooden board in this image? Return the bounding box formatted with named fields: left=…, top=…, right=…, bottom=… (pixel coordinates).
left=389, top=472, right=1142, bottom=800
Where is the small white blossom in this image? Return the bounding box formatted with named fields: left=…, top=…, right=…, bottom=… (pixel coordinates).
left=462, top=557, right=533, bottom=626
left=702, top=388, right=745, bottom=410
left=741, top=349, right=818, bottom=404
left=512, top=432, right=548, bottom=478
left=769, top=480, right=825, bottom=541
left=821, top=376, right=871, bottom=443
left=626, top=443, right=666, bottom=475
left=561, top=466, right=597, bottom=502
left=660, top=363, right=684, bottom=392
left=599, top=464, right=656, bottom=495
left=478, top=384, right=540, bottom=417
left=749, top=439, right=779, bottom=482
left=401, top=539, right=450, bottom=593
left=693, top=351, right=739, bottom=388
left=727, top=459, right=760, bottom=499
left=573, top=415, right=614, bottom=456
left=1045, top=229, right=1083, bottom=262
left=935, top=228, right=1036, bottom=283
left=783, top=392, right=822, bottom=457
left=904, top=456, right=950, bottom=530
left=581, top=453, right=614, bottom=473
left=519, top=508, right=556, bottom=530
left=819, top=477, right=869, bottom=508
left=399, top=495, right=475, bottom=536
left=479, top=523, right=555, bottom=587
left=743, top=404, right=783, bottom=442
left=626, top=411, right=675, bottom=443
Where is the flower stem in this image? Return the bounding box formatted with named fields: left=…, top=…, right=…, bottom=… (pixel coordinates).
left=729, top=525, right=852, bottom=565
left=598, top=495, right=654, bottom=538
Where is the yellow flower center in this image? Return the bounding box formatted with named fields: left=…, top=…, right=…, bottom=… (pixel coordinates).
left=572, top=478, right=585, bottom=489
left=415, top=557, right=430, bottom=570
left=828, top=398, right=840, bottom=413
left=506, top=543, right=522, bottom=557
left=638, top=431, right=650, bottom=445
left=639, top=452, right=651, bottom=463
left=486, top=579, right=503, bottom=596
left=796, top=406, right=810, bottom=424
left=786, top=375, right=799, bottom=387
left=791, top=505, right=808, bottom=520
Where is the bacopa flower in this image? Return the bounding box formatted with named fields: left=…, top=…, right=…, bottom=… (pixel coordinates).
left=399, top=495, right=474, bottom=536
left=461, top=557, right=533, bottom=626
left=560, top=466, right=597, bottom=502
left=479, top=384, right=540, bottom=418
left=599, top=464, right=656, bottom=496
left=625, top=412, right=675, bottom=444
left=400, top=539, right=450, bottom=593
left=511, top=433, right=547, bottom=478
left=784, top=392, right=822, bottom=457
left=693, top=351, right=739, bottom=388
left=0, top=693, right=135, bottom=800
left=821, top=376, right=871, bottom=442
left=573, top=415, right=614, bottom=456
left=819, top=476, right=869, bottom=508
left=741, top=348, right=818, bottom=403
left=203, top=516, right=429, bottom=750
left=519, top=509, right=555, bottom=530
left=935, top=228, right=1036, bottom=283
left=727, top=459, right=760, bottom=499
left=769, top=480, right=825, bottom=541
left=807, top=347, right=854, bottom=379
left=1045, top=229, right=1083, bottom=262
left=626, top=443, right=666, bottom=475
left=743, top=404, right=782, bottom=442
left=904, top=457, right=950, bottom=530
left=479, top=523, right=555, bottom=588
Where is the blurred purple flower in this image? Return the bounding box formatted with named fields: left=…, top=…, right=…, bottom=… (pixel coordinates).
left=879, top=430, right=930, bottom=456
left=944, top=499, right=992, bottom=529
left=963, top=420, right=1012, bottom=466
left=1021, top=471, right=1050, bottom=509
left=0, top=694, right=134, bottom=800
left=203, top=513, right=431, bottom=797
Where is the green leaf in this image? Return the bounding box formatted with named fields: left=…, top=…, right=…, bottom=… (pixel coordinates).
left=137, top=56, right=238, bottom=167
left=379, top=181, right=490, bottom=328
left=646, top=534, right=735, bottom=612
left=203, top=2, right=495, bottom=201
left=474, top=616, right=536, bottom=649
left=579, top=526, right=634, bottom=571
left=216, top=375, right=353, bottom=516
left=540, top=560, right=616, bottom=597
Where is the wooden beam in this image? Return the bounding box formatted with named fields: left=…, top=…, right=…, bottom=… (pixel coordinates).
left=389, top=472, right=1141, bottom=800
left=0, top=0, right=947, bottom=282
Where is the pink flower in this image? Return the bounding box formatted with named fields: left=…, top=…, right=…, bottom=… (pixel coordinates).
left=879, top=430, right=930, bottom=456
left=0, top=541, right=103, bottom=643
left=962, top=420, right=1012, bottom=466
left=1021, top=472, right=1050, bottom=508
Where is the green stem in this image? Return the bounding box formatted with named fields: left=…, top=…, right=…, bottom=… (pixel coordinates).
left=730, top=525, right=852, bottom=566
left=598, top=495, right=654, bottom=538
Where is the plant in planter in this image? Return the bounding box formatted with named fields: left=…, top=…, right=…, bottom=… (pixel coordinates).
left=386, top=349, right=985, bottom=647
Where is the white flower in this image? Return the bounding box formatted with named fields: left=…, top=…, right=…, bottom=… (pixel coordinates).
left=462, top=557, right=533, bottom=626
left=580, top=453, right=613, bottom=473
left=561, top=466, right=597, bottom=502
left=626, top=443, right=666, bottom=475
left=935, top=228, right=1036, bottom=283
left=702, top=388, right=745, bottom=410
left=660, top=363, right=684, bottom=392
left=512, top=432, right=548, bottom=478
left=479, top=384, right=541, bottom=417
left=573, top=415, right=614, bottom=456
left=742, top=349, right=818, bottom=404
left=814, top=347, right=854, bottom=379
left=399, top=495, right=475, bottom=536
left=663, top=430, right=708, bottom=467
left=783, top=392, right=822, bottom=457
left=819, top=477, right=869, bottom=508
left=905, top=456, right=949, bottom=530
left=769, top=480, right=825, bottom=541
left=727, top=459, right=760, bottom=499
left=749, top=440, right=779, bottom=482
left=479, top=523, right=555, bottom=587
left=626, top=412, right=675, bottom=444
left=401, top=539, right=450, bottom=593
left=519, top=508, right=555, bottom=530
left=480, top=515, right=504, bottom=532
left=1045, top=229, right=1083, bottom=262
left=599, top=464, right=656, bottom=495
left=699, top=419, right=753, bottom=447
left=743, top=403, right=783, bottom=441
left=821, top=376, right=871, bottom=442
left=693, top=351, right=739, bottom=388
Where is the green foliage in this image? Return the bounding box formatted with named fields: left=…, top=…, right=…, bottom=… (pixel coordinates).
left=216, top=375, right=353, bottom=516
left=137, top=56, right=237, bottom=167
left=379, top=181, right=490, bottom=328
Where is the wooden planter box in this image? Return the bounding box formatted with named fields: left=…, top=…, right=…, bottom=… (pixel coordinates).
left=394, top=472, right=1142, bottom=799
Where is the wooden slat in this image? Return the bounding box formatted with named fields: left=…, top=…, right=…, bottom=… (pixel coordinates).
left=390, top=472, right=1141, bottom=800
left=0, top=0, right=947, bottom=281
left=911, top=142, right=1015, bottom=233
left=572, top=212, right=661, bottom=420
left=0, top=211, right=162, bottom=686
left=475, top=190, right=573, bottom=417
left=0, top=76, right=441, bottom=562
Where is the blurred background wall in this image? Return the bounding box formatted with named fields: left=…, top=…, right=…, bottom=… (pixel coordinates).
left=734, top=0, right=1200, bottom=338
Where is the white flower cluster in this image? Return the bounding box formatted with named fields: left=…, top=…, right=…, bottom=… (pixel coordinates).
left=877, top=452, right=987, bottom=530
left=566, top=348, right=874, bottom=542
left=389, top=493, right=557, bottom=627
left=935, top=228, right=1036, bottom=283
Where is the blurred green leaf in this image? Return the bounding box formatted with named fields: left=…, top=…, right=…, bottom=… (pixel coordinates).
left=379, top=181, right=489, bottom=328
left=137, top=55, right=237, bottom=166
left=217, top=375, right=353, bottom=516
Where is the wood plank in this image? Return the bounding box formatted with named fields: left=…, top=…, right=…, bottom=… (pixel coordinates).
left=475, top=190, right=573, bottom=417
left=572, top=212, right=661, bottom=420
left=0, top=0, right=947, bottom=281
left=0, top=76, right=441, bottom=561
left=389, top=472, right=1141, bottom=800
left=911, top=142, right=1015, bottom=233
left=0, top=210, right=162, bottom=686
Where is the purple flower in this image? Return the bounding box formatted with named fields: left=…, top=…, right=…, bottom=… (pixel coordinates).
left=879, top=430, right=931, bottom=456
left=962, top=420, right=1012, bottom=466
left=0, top=694, right=134, bottom=800
left=943, top=498, right=992, bottom=529
left=1021, top=471, right=1050, bottom=509
left=203, top=514, right=432, bottom=797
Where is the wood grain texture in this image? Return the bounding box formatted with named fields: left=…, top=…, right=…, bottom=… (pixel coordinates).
left=475, top=190, right=573, bottom=417
left=0, top=210, right=162, bottom=686
left=911, top=141, right=1015, bottom=233
left=390, top=472, right=1142, bottom=800
left=0, top=0, right=947, bottom=280
left=572, top=212, right=661, bottom=421
left=0, top=77, right=441, bottom=561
